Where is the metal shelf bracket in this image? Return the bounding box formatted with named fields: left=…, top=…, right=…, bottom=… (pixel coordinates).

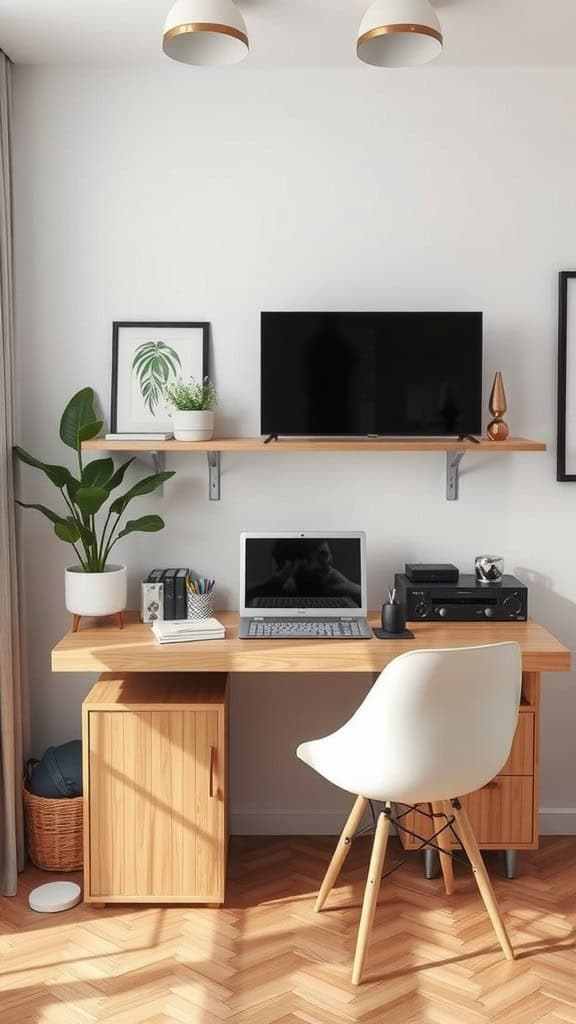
left=446, top=451, right=464, bottom=501
left=207, top=451, right=221, bottom=501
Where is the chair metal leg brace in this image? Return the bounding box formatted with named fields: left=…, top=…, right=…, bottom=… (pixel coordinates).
left=392, top=806, right=470, bottom=867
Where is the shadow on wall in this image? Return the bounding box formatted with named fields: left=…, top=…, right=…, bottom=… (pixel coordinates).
left=514, top=566, right=576, bottom=821
left=514, top=567, right=576, bottom=655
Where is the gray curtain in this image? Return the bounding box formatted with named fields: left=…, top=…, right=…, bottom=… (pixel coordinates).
left=0, top=49, right=28, bottom=895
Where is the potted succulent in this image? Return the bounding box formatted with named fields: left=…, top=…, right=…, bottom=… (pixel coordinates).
left=164, top=377, right=217, bottom=441
left=14, top=387, right=174, bottom=624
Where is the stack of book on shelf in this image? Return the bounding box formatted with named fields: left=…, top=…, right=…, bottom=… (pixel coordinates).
left=152, top=619, right=226, bottom=644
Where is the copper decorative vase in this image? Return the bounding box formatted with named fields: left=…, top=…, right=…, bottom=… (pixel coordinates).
left=487, top=371, right=509, bottom=441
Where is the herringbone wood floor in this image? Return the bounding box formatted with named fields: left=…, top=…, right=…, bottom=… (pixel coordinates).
left=2, top=837, right=576, bottom=1024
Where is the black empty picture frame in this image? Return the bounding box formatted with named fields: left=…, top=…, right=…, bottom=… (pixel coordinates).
left=557, top=272, right=576, bottom=480
left=110, top=321, right=209, bottom=433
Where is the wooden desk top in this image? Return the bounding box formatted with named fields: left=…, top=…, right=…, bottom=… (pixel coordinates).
left=52, top=612, right=571, bottom=674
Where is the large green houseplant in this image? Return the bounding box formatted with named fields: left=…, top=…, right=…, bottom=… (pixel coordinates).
left=14, top=387, right=174, bottom=622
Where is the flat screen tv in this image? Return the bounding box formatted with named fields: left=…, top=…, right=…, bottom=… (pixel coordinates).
left=260, top=312, right=483, bottom=438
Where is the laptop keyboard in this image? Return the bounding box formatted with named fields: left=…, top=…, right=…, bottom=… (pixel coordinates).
left=250, top=596, right=356, bottom=609
left=247, top=619, right=364, bottom=638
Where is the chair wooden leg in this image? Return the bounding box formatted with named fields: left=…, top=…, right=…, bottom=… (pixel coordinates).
left=315, top=795, right=368, bottom=912
left=450, top=799, right=515, bottom=961
left=431, top=801, right=454, bottom=896
left=352, top=810, right=390, bottom=986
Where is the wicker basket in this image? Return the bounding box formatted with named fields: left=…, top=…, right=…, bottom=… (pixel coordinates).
left=22, top=783, right=83, bottom=871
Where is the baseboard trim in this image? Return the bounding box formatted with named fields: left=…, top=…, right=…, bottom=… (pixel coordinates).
left=232, top=808, right=576, bottom=837
left=539, top=808, right=576, bottom=835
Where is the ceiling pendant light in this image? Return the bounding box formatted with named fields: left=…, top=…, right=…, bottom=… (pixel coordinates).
left=163, top=0, right=249, bottom=66
left=357, top=0, right=443, bottom=68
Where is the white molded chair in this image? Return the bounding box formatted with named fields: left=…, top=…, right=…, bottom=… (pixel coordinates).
left=297, top=642, right=522, bottom=984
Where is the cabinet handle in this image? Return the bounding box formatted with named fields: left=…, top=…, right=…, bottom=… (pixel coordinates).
left=209, top=746, right=216, bottom=798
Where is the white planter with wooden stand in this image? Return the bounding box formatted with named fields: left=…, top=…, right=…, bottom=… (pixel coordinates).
left=65, top=564, right=127, bottom=632
left=171, top=410, right=214, bottom=442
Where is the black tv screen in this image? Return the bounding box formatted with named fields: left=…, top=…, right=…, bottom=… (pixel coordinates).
left=260, top=312, right=483, bottom=437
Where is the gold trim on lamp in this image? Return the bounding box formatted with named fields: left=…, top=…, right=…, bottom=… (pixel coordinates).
left=163, top=0, right=249, bottom=65
left=357, top=22, right=442, bottom=49
left=163, top=21, right=249, bottom=49
left=357, top=1, right=443, bottom=67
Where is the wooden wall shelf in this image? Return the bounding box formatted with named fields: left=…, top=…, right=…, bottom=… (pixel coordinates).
left=83, top=436, right=545, bottom=454
left=82, top=436, right=547, bottom=502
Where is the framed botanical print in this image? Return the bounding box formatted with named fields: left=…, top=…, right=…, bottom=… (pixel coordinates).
left=110, top=321, right=209, bottom=433
left=557, top=274, right=576, bottom=480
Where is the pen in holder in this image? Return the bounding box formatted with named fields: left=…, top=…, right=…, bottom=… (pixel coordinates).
left=186, top=577, right=215, bottom=620
left=373, top=586, right=414, bottom=640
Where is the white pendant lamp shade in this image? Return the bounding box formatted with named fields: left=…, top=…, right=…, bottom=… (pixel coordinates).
left=357, top=0, right=443, bottom=68
left=163, top=0, right=249, bottom=66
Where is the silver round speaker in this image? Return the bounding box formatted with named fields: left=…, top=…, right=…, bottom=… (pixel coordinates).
left=475, top=555, right=505, bottom=583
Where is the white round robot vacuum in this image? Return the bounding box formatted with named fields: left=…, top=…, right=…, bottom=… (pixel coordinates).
left=28, top=881, right=82, bottom=913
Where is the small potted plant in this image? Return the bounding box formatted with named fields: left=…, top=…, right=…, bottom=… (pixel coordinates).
left=164, top=377, right=217, bottom=442
left=14, top=387, right=174, bottom=626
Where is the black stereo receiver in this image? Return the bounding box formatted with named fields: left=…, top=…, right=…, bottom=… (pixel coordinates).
left=394, top=573, right=528, bottom=622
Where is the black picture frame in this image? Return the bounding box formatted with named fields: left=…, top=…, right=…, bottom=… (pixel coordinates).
left=557, top=273, right=576, bottom=481
left=110, top=321, right=209, bottom=433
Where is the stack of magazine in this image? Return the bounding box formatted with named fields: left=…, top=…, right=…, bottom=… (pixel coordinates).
left=151, top=618, right=225, bottom=644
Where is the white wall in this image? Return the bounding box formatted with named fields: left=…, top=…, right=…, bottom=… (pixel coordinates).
left=12, top=64, right=576, bottom=834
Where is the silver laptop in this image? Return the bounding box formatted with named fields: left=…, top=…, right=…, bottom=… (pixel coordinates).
left=238, top=532, right=372, bottom=639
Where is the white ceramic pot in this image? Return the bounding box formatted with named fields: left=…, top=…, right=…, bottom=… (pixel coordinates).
left=172, top=410, right=214, bottom=442
left=65, top=564, right=127, bottom=616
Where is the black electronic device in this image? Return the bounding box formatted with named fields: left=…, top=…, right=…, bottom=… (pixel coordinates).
left=405, top=562, right=459, bottom=583
left=394, top=573, right=528, bottom=622
left=260, top=311, right=483, bottom=437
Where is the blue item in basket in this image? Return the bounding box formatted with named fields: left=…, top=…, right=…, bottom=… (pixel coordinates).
left=28, top=740, right=83, bottom=798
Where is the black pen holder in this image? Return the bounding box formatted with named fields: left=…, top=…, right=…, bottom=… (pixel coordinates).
left=381, top=602, right=405, bottom=634
left=373, top=602, right=414, bottom=640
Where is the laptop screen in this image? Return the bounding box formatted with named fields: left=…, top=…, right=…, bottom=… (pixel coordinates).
left=243, top=536, right=364, bottom=611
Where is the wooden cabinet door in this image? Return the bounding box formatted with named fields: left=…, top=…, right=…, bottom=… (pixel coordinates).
left=88, top=709, right=224, bottom=901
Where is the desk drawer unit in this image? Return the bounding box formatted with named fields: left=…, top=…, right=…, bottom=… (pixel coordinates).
left=399, top=676, right=539, bottom=853
left=82, top=672, right=228, bottom=904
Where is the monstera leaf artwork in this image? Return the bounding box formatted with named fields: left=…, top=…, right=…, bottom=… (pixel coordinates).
left=132, top=340, right=182, bottom=414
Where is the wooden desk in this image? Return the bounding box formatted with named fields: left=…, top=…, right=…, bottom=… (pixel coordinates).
left=52, top=611, right=570, bottom=674
left=52, top=613, right=570, bottom=901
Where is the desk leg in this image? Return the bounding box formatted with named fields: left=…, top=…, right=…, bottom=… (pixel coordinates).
left=504, top=850, right=517, bottom=879
left=423, top=848, right=440, bottom=879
